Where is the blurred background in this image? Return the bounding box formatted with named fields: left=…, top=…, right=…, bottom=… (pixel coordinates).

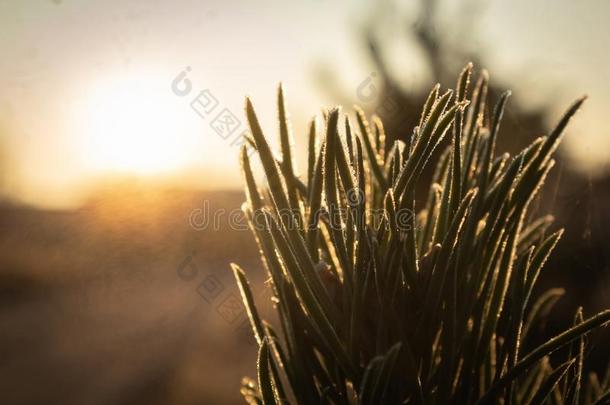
left=0, top=0, right=609, bottom=403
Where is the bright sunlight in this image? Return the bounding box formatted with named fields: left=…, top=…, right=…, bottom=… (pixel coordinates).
left=78, top=74, right=191, bottom=175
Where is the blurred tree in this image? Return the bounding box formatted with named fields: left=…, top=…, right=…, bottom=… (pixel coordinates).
left=361, top=0, right=547, bottom=155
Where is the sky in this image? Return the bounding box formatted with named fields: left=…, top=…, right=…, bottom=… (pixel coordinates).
left=0, top=0, right=609, bottom=208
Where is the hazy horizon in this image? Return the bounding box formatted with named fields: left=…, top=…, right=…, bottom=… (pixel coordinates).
left=2, top=0, right=610, bottom=208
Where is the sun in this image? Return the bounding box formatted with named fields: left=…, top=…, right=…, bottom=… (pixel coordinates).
left=78, top=74, right=190, bottom=175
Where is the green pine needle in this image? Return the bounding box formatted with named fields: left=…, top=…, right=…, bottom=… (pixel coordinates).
left=232, top=65, right=610, bottom=404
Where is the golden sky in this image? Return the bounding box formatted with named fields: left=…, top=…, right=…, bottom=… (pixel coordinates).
left=0, top=0, right=609, bottom=207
